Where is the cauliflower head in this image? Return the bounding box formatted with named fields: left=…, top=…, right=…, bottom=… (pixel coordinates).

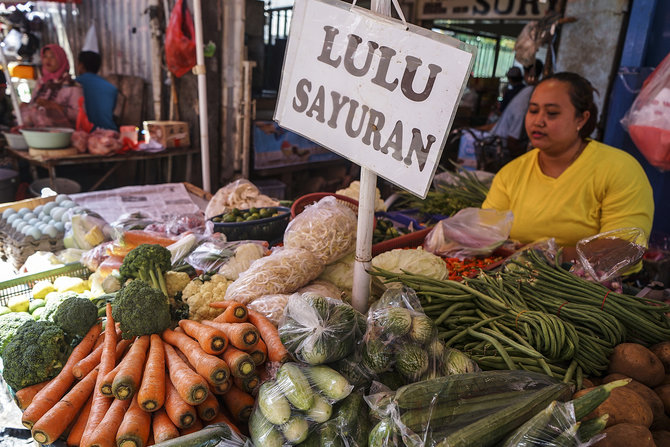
left=165, top=271, right=191, bottom=298
left=181, top=273, right=231, bottom=321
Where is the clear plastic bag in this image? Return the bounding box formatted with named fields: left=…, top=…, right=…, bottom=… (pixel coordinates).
left=249, top=362, right=354, bottom=446
left=278, top=293, right=366, bottom=365
left=423, top=207, right=514, bottom=259
left=621, top=52, right=670, bottom=170
left=224, top=247, right=325, bottom=304
left=205, top=179, right=280, bottom=220
left=185, top=237, right=268, bottom=275
left=365, top=370, right=572, bottom=447
left=284, top=195, right=358, bottom=265
left=247, top=294, right=291, bottom=326
left=572, top=227, right=647, bottom=283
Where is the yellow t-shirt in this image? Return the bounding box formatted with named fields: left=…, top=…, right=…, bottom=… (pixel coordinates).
left=482, top=140, right=654, bottom=246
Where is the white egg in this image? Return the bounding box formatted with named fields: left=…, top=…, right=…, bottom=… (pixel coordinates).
left=6, top=214, right=18, bottom=225
left=11, top=218, right=23, bottom=229
left=55, top=194, right=71, bottom=204
left=37, top=222, right=47, bottom=231
left=15, top=221, right=26, bottom=232
left=27, top=227, right=43, bottom=239
left=17, top=207, right=31, bottom=217
left=60, top=211, right=71, bottom=223
left=42, top=202, right=57, bottom=214
left=28, top=217, right=40, bottom=225
left=33, top=205, right=44, bottom=215
left=43, top=224, right=58, bottom=238
left=2, top=208, right=16, bottom=219
left=21, top=224, right=33, bottom=235
left=41, top=214, right=52, bottom=223
left=50, top=207, right=66, bottom=222
left=71, top=206, right=84, bottom=215
left=60, top=200, right=76, bottom=209
left=54, top=222, right=65, bottom=232
left=24, top=212, right=36, bottom=221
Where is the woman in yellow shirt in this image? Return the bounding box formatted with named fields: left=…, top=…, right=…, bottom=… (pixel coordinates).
left=482, top=72, right=654, bottom=262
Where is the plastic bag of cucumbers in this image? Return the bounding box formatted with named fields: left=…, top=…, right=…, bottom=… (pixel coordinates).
left=361, top=286, right=479, bottom=386
left=250, top=362, right=373, bottom=446
left=278, top=293, right=366, bottom=365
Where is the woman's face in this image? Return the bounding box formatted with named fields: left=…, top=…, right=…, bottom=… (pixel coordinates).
left=42, top=49, right=60, bottom=74
left=525, top=79, right=589, bottom=156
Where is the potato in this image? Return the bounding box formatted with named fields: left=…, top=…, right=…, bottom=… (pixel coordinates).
left=592, top=424, right=654, bottom=447
left=573, top=386, right=653, bottom=428
left=662, top=375, right=670, bottom=386
left=651, top=342, right=670, bottom=373
left=652, top=413, right=670, bottom=432
left=653, top=430, right=670, bottom=447
left=656, top=384, right=670, bottom=415
left=603, top=374, right=666, bottom=424
left=608, top=343, right=665, bottom=387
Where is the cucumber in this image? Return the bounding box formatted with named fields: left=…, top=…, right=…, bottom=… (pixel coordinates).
left=437, top=382, right=572, bottom=447
left=258, top=380, right=292, bottom=425
left=277, top=363, right=314, bottom=411
left=281, top=414, right=309, bottom=444
left=409, top=314, right=436, bottom=344
left=377, top=307, right=412, bottom=337
left=572, top=379, right=630, bottom=420
left=499, top=401, right=559, bottom=447
left=301, top=431, right=321, bottom=447
left=394, top=370, right=561, bottom=410
left=332, top=357, right=374, bottom=388
left=334, top=390, right=365, bottom=436
left=395, top=343, right=429, bottom=380
left=152, top=423, right=237, bottom=447
left=369, top=419, right=396, bottom=447
left=319, top=420, right=344, bottom=447
left=305, top=365, right=352, bottom=402
left=306, top=393, right=333, bottom=423
left=249, top=409, right=284, bottom=447
left=577, top=414, right=608, bottom=442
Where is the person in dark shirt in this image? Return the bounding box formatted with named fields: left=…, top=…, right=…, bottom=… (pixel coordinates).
left=76, top=51, right=118, bottom=130
left=500, top=66, right=525, bottom=113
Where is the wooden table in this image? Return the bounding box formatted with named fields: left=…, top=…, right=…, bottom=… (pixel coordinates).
left=6, top=146, right=199, bottom=191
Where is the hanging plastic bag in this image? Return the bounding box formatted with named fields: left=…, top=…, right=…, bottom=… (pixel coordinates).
left=621, top=52, right=670, bottom=170
left=165, top=0, right=196, bottom=78
left=423, top=207, right=514, bottom=259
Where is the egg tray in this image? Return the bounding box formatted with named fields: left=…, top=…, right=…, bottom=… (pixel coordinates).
left=0, top=223, right=65, bottom=271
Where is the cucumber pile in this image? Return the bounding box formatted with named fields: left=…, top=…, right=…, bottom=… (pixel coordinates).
left=250, top=362, right=358, bottom=446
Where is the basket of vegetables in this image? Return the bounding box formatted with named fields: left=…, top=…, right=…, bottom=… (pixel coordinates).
left=210, top=206, right=291, bottom=243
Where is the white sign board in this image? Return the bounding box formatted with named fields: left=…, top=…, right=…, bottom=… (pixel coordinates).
left=274, top=0, right=475, bottom=198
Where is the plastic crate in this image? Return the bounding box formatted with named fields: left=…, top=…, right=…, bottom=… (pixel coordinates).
left=0, top=263, right=91, bottom=307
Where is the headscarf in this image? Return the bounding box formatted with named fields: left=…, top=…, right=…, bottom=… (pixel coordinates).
left=40, top=44, right=69, bottom=83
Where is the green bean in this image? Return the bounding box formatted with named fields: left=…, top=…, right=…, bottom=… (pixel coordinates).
left=467, top=328, right=517, bottom=370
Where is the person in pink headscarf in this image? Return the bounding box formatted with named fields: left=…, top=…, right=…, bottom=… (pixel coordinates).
left=19, top=44, right=83, bottom=128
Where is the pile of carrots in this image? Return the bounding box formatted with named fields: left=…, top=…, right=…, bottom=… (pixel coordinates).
left=13, top=299, right=290, bottom=447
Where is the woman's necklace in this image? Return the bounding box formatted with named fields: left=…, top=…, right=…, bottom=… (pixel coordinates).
left=538, top=140, right=587, bottom=178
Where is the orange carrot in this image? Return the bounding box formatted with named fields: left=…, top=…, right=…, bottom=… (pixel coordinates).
left=221, top=385, right=255, bottom=422
left=66, top=392, right=94, bottom=447
left=210, top=377, right=232, bottom=395
left=248, top=338, right=267, bottom=365
left=180, top=418, right=203, bottom=436
left=122, top=230, right=179, bottom=248
left=21, top=322, right=101, bottom=429
left=80, top=304, right=116, bottom=446
left=13, top=380, right=48, bottom=411
left=178, top=319, right=228, bottom=355
left=100, top=361, right=123, bottom=396
left=201, top=321, right=258, bottom=350
left=233, top=374, right=260, bottom=395
left=152, top=407, right=180, bottom=443
left=84, top=395, right=132, bottom=447
left=73, top=327, right=129, bottom=379
left=113, top=335, right=150, bottom=400
left=164, top=374, right=196, bottom=429
left=138, top=334, right=166, bottom=412
left=116, top=394, right=152, bottom=447
left=206, top=410, right=241, bottom=434
left=163, top=342, right=209, bottom=405
left=31, top=368, right=99, bottom=445
left=196, top=390, right=220, bottom=422
left=162, top=328, right=230, bottom=386
left=211, top=301, right=249, bottom=323
left=247, top=308, right=290, bottom=363
left=221, top=345, right=255, bottom=378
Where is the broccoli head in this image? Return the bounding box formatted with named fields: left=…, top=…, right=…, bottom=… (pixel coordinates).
left=0, top=312, right=33, bottom=355
left=112, top=279, right=171, bottom=340
left=119, top=244, right=172, bottom=296
left=52, top=296, right=99, bottom=337
left=1, top=320, right=72, bottom=391
left=41, top=291, right=79, bottom=323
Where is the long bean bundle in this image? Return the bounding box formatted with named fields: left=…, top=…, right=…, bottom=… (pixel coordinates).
left=370, top=250, right=670, bottom=384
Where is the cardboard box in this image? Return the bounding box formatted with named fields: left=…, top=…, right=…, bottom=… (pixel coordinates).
left=143, top=121, right=190, bottom=148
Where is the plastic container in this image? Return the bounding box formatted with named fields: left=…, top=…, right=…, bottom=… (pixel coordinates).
left=210, top=206, right=291, bottom=243
left=29, top=178, right=81, bottom=197
left=20, top=127, right=74, bottom=149
left=0, top=168, right=18, bottom=203
left=2, top=132, right=28, bottom=150
left=0, top=263, right=90, bottom=306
